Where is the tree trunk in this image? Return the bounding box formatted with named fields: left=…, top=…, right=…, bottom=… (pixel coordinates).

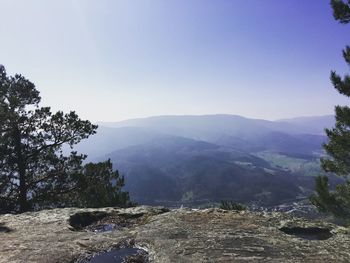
left=18, top=163, right=29, bottom=212
left=13, top=126, right=29, bottom=212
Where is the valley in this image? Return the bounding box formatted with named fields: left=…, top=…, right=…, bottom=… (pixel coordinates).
left=70, top=114, right=336, bottom=211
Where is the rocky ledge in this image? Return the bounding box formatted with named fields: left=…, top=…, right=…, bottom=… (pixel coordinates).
left=0, top=206, right=350, bottom=262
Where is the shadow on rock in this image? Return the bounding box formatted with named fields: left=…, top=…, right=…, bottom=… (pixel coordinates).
left=0, top=222, right=12, bottom=233
left=280, top=226, right=333, bottom=240
left=69, top=211, right=151, bottom=232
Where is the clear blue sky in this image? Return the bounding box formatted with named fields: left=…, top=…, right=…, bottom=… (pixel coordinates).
left=1, top=0, right=349, bottom=121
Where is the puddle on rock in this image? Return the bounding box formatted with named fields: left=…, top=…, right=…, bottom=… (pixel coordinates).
left=83, top=248, right=149, bottom=263
left=88, top=223, right=120, bottom=233
left=280, top=227, right=332, bottom=240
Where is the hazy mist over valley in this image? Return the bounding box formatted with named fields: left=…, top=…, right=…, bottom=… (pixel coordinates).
left=67, top=114, right=336, bottom=208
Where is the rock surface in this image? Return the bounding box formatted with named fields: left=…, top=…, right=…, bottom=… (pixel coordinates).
left=0, top=206, right=350, bottom=262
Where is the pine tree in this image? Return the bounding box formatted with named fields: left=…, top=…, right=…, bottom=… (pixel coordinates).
left=0, top=66, right=131, bottom=212
left=66, top=160, right=132, bottom=208
left=310, top=0, right=350, bottom=219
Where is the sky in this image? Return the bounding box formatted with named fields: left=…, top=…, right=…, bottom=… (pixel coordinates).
left=1, top=0, right=350, bottom=122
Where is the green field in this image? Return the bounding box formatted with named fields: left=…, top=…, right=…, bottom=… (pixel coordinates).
left=254, top=151, right=323, bottom=177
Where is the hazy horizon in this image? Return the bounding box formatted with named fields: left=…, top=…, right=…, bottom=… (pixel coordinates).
left=1, top=0, right=348, bottom=122
left=96, top=113, right=334, bottom=124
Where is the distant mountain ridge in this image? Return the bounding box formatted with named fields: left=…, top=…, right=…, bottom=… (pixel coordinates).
left=93, top=114, right=331, bottom=156
left=69, top=114, right=335, bottom=207
left=97, top=114, right=334, bottom=137
left=278, top=115, right=335, bottom=135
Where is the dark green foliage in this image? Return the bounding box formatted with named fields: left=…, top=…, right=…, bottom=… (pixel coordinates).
left=311, top=1, right=350, bottom=220
left=310, top=176, right=350, bottom=218
left=68, top=160, right=132, bottom=208
left=331, top=0, right=350, bottom=24
left=322, top=105, right=350, bottom=175
left=0, top=66, right=130, bottom=213
left=321, top=1, right=350, bottom=176
left=219, top=200, right=246, bottom=211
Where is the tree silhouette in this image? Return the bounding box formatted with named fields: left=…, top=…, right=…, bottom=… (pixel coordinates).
left=310, top=0, right=350, bottom=220
left=0, top=66, right=130, bottom=212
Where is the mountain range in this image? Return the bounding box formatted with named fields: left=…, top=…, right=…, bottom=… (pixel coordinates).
left=71, top=114, right=336, bottom=207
